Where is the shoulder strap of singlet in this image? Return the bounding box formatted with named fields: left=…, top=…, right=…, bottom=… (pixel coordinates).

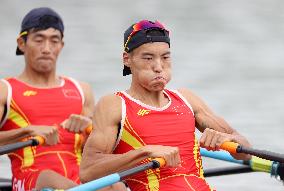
left=63, top=76, right=85, bottom=105
left=167, top=89, right=195, bottom=115
left=0, top=79, right=12, bottom=128
left=112, top=92, right=127, bottom=152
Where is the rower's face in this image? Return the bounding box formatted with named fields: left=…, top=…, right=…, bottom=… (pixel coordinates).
left=123, top=42, right=172, bottom=91
left=17, top=28, right=64, bottom=73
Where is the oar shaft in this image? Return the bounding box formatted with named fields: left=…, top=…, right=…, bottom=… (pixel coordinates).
left=220, top=141, right=284, bottom=163
left=200, top=148, right=245, bottom=165
left=68, top=162, right=156, bottom=191
left=119, top=160, right=159, bottom=179
left=66, top=158, right=165, bottom=191
left=204, top=166, right=253, bottom=177
left=67, top=174, right=120, bottom=191
left=201, top=148, right=280, bottom=176
left=238, top=146, right=284, bottom=163
left=0, top=139, right=35, bottom=155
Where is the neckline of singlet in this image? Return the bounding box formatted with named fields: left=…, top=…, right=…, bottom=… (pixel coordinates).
left=120, top=90, right=173, bottom=111
left=11, top=76, right=66, bottom=90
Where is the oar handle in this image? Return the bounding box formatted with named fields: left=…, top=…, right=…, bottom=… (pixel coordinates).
left=32, top=136, right=45, bottom=146
left=220, top=141, right=239, bottom=154
left=152, top=157, right=166, bottom=168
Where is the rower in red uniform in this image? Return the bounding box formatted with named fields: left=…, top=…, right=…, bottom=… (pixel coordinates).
left=113, top=90, right=209, bottom=190
left=0, top=7, right=95, bottom=191
left=80, top=20, right=251, bottom=191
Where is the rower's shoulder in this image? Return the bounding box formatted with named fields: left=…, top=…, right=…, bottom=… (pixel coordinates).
left=97, top=94, right=122, bottom=109
left=176, top=87, right=195, bottom=98
left=64, top=77, right=94, bottom=97
left=62, top=76, right=90, bottom=89
left=176, top=87, right=204, bottom=112
left=78, top=81, right=93, bottom=94
left=78, top=80, right=91, bottom=88
left=95, top=94, right=122, bottom=124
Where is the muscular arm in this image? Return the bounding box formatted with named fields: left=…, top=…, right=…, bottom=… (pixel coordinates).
left=0, top=81, right=58, bottom=146
left=178, top=88, right=251, bottom=160
left=0, top=81, right=30, bottom=145
left=80, top=94, right=150, bottom=183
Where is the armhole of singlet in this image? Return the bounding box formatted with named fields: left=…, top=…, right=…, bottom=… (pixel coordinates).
left=170, top=89, right=195, bottom=116
left=65, top=77, right=85, bottom=105
left=112, top=95, right=126, bottom=152
left=0, top=79, right=12, bottom=128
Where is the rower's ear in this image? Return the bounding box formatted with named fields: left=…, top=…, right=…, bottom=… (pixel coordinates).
left=123, top=52, right=131, bottom=67
left=17, top=37, right=26, bottom=54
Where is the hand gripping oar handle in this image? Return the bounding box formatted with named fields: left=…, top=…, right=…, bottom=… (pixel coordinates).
left=0, top=135, right=45, bottom=155
left=0, top=123, right=91, bottom=156
left=67, top=158, right=165, bottom=191
left=220, top=142, right=284, bottom=163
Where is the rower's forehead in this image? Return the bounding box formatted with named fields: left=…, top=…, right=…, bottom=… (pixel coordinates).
left=28, top=28, right=62, bottom=38
left=131, top=42, right=170, bottom=55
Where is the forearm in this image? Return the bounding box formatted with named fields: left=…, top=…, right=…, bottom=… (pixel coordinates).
left=197, top=115, right=251, bottom=160
left=80, top=148, right=150, bottom=183
left=0, top=128, right=32, bottom=146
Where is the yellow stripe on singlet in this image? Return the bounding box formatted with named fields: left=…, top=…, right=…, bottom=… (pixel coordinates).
left=193, top=135, right=204, bottom=178
left=74, top=133, right=83, bottom=165
left=8, top=106, right=35, bottom=167
left=122, top=121, right=160, bottom=191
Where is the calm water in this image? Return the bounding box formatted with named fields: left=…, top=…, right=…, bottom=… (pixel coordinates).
left=0, top=1, right=283, bottom=190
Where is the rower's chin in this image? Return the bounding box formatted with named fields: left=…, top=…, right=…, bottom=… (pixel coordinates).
left=150, top=83, right=167, bottom=91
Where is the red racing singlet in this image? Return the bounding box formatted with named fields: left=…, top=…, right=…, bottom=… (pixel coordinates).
left=0, top=77, right=84, bottom=191
left=114, top=89, right=214, bottom=191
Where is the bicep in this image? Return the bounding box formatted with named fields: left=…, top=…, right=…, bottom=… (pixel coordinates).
left=84, top=124, right=118, bottom=155
left=82, top=94, right=122, bottom=160
left=81, top=119, right=119, bottom=170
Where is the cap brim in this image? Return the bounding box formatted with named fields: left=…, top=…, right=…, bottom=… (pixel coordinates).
left=16, top=46, right=24, bottom=55
left=123, top=65, right=131, bottom=76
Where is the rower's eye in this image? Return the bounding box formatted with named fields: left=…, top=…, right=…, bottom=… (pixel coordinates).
left=51, top=38, right=60, bottom=44
left=34, top=37, right=43, bottom=43
left=143, top=56, right=153, bottom=60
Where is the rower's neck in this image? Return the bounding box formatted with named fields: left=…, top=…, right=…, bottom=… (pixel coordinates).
left=18, top=70, right=61, bottom=88
left=127, top=87, right=169, bottom=108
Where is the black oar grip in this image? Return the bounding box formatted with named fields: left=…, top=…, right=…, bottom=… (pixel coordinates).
left=118, top=158, right=165, bottom=179
left=152, top=158, right=166, bottom=168
left=33, top=136, right=45, bottom=145
left=0, top=140, right=34, bottom=155
left=0, top=136, right=44, bottom=155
